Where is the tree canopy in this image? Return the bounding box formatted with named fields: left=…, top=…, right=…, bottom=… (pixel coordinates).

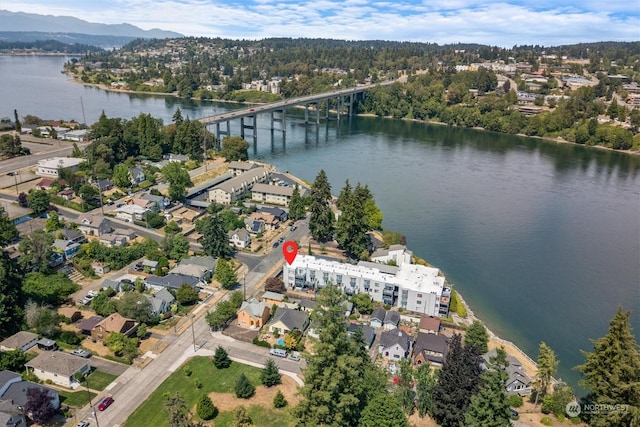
left=308, top=169, right=334, bottom=242
left=220, top=136, right=249, bottom=161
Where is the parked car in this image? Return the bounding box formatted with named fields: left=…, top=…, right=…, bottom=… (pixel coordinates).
left=71, top=349, right=91, bottom=358
left=272, top=241, right=279, bottom=248
left=75, top=421, right=90, bottom=427
left=288, top=351, right=301, bottom=361
left=98, top=396, right=114, bottom=411
left=78, top=297, right=90, bottom=305
left=87, top=290, right=99, bottom=297
left=269, top=348, right=287, bottom=358
left=290, top=225, right=297, bottom=231
left=278, top=237, right=285, bottom=243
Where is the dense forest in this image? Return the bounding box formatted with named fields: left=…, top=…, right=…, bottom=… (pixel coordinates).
left=0, top=38, right=102, bottom=53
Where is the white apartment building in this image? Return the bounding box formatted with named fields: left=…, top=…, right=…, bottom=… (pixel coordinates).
left=36, top=157, right=85, bottom=177
left=283, top=253, right=451, bottom=317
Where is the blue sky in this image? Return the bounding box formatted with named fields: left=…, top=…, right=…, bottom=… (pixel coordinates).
left=4, top=0, right=639, bottom=47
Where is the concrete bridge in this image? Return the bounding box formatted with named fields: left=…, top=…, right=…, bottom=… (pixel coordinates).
left=198, top=81, right=395, bottom=140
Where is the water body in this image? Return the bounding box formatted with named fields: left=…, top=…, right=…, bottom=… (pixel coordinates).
left=2, top=55, right=639, bottom=391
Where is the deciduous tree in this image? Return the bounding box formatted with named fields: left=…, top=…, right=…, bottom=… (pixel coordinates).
left=0, top=206, right=18, bottom=246
left=359, top=393, right=409, bottom=427
left=24, top=386, right=55, bottom=424
left=162, top=162, right=192, bottom=202
left=220, top=136, right=249, bottom=161
left=26, top=190, right=50, bottom=214
left=415, top=363, right=438, bottom=417
left=176, top=284, right=199, bottom=306
left=214, top=258, right=237, bottom=289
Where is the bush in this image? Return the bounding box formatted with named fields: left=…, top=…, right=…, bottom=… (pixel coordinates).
left=507, top=394, right=523, bottom=408
left=58, top=331, right=81, bottom=345
left=196, top=394, right=218, bottom=420
left=252, top=337, right=271, bottom=348
left=273, top=390, right=287, bottom=408
left=183, top=366, right=192, bottom=377
left=540, top=416, right=553, bottom=426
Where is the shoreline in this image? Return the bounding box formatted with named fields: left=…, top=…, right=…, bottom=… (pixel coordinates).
left=63, top=73, right=640, bottom=157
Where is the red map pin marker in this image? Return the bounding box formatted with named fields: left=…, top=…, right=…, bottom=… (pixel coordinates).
left=282, top=241, right=298, bottom=265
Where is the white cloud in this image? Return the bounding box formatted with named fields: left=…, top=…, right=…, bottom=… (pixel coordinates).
left=3, top=0, right=639, bottom=46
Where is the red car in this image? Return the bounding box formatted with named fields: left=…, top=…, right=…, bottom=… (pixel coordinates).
left=98, top=396, right=114, bottom=411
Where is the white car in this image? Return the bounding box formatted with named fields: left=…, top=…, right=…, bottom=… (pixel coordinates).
left=87, top=290, right=99, bottom=297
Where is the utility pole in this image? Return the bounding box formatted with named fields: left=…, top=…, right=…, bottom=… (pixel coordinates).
left=7, top=171, right=18, bottom=194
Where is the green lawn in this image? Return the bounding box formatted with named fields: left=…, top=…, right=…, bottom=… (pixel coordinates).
left=59, top=389, right=97, bottom=408
left=86, top=370, right=118, bottom=391
left=215, top=405, right=296, bottom=427
left=124, top=357, right=278, bottom=427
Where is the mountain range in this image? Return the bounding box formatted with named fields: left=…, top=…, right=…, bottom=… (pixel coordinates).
left=0, top=10, right=183, bottom=39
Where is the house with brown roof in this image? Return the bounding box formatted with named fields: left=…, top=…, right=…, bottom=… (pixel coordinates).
left=91, top=313, right=137, bottom=343
left=419, top=316, right=441, bottom=335
left=77, top=316, right=104, bottom=335
left=237, top=300, right=270, bottom=329
left=25, top=352, right=90, bottom=388
left=77, top=214, right=112, bottom=237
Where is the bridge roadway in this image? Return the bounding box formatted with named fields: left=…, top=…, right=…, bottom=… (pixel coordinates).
left=198, top=80, right=395, bottom=139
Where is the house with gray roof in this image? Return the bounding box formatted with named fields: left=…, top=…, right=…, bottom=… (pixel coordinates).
left=383, top=310, right=401, bottom=330
left=265, top=307, right=309, bottom=335
left=25, top=352, right=90, bottom=388
left=413, top=332, right=450, bottom=367
left=237, top=300, right=270, bottom=329
left=227, top=160, right=257, bottom=176
left=140, top=193, right=170, bottom=211
left=77, top=214, right=112, bottom=237
left=228, top=228, right=251, bottom=248
left=53, top=239, right=80, bottom=259
left=0, top=400, right=25, bottom=427
left=347, top=323, right=376, bottom=349
left=298, top=299, right=318, bottom=313
left=146, top=288, right=175, bottom=316
left=379, top=329, right=413, bottom=360
left=144, top=273, right=201, bottom=291
left=483, top=349, right=532, bottom=396
left=128, top=166, right=145, bottom=185
left=370, top=307, right=386, bottom=328
left=0, top=331, right=38, bottom=352
left=0, top=370, right=60, bottom=411
left=209, top=166, right=269, bottom=204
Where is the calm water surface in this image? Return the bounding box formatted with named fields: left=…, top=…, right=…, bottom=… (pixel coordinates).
left=2, top=55, right=639, bottom=392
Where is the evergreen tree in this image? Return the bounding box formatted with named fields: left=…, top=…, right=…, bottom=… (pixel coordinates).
left=235, top=373, right=255, bottom=398
left=533, top=342, right=558, bottom=407
left=213, top=345, right=232, bottom=369
left=0, top=206, right=18, bottom=246
left=358, top=393, right=409, bottom=427
left=273, top=390, right=288, bottom=408
left=294, top=285, right=371, bottom=426
left=196, top=393, right=218, bottom=420
left=464, top=347, right=512, bottom=427
left=336, top=179, right=352, bottom=210
left=576, top=306, right=640, bottom=427
left=260, top=358, right=281, bottom=387
left=432, top=334, right=483, bottom=427
left=335, top=181, right=370, bottom=259
left=464, top=320, right=489, bottom=354
left=308, top=169, right=334, bottom=242
left=415, top=363, right=438, bottom=417
left=196, top=214, right=232, bottom=258
left=288, top=185, right=306, bottom=220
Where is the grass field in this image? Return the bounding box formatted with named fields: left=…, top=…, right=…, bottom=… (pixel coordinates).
left=124, top=356, right=297, bottom=427
left=59, top=389, right=97, bottom=408
left=86, top=370, right=118, bottom=391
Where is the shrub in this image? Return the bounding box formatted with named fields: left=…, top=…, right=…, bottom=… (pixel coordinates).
left=58, top=331, right=81, bottom=345
left=507, top=394, right=523, bottom=408
left=196, top=394, right=218, bottom=420
left=273, top=390, right=287, bottom=408
left=540, top=416, right=553, bottom=426
left=234, top=373, right=255, bottom=399
left=252, top=337, right=271, bottom=348
left=183, top=366, right=192, bottom=377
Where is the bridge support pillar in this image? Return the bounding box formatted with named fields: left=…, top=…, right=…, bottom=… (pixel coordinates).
left=349, top=93, right=354, bottom=116
left=316, top=103, right=320, bottom=125
left=270, top=110, right=287, bottom=132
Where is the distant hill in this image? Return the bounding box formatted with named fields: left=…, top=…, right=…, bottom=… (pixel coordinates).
left=0, top=10, right=183, bottom=39
left=0, top=31, right=139, bottom=50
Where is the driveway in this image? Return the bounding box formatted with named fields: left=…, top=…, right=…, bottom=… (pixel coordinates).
left=89, top=356, right=130, bottom=376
